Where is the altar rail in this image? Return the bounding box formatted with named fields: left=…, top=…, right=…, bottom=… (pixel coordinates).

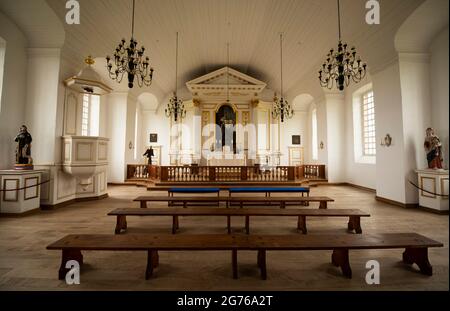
left=127, top=164, right=326, bottom=182
left=127, top=165, right=160, bottom=180
left=160, top=166, right=295, bottom=182
left=295, top=165, right=326, bottom=180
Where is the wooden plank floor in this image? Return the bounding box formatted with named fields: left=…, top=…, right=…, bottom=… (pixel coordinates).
left=0, top=185, right=448, bottom=291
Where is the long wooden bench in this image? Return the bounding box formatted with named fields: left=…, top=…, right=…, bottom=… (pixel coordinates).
left=47, top=233, right=443, bottom=280
left=133, top=196, right=334, bottom=209
left=148, top=186, right=311, bottom=207
left=108, top=207, right=370, bottom=234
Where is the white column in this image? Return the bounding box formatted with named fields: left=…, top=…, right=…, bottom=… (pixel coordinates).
left=372, top=62, right=407, bottom=203
left=324, top=92, right=345, bottom=182
left=399, top=53, right=432, bottom=203
left=25, top=48, right=61, bottom=165
left=105, top=92, right=128, bottom=182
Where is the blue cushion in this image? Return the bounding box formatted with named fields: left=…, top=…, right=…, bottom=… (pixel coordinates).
left=229, top=187, right=309, bottom=193
left=170, top=188, right=220, bottom=193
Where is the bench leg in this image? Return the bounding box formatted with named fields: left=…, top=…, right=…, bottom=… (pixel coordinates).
left=115, top=215, right=127, bottom=234
left=227, top=216, right=231, bottom=234
left=140, top=201, right=147, bottom=209
left=232, top=250, right=238, bottom=279
left=245, top=216, right=250, bottom=235
left=172, top=216, right=179, bottom=234
left=297, top=216, right=307, bottom=234
left=403, top=247, right=433, bottom=276
left=257, top=250, right=267, bottom=280
left=319, top=201, right=327, bottom=209
left=331, top=249, right=352, bottom=278
left=58, top=249, right=83, bottom=280
left=146, top=250, right=159, bottom=280
left=348, top=216, right=362, bottom=234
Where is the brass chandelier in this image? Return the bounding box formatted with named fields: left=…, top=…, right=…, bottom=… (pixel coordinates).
left=272, top=33, right=294, bottom=123
left=318, top=0, right=367, bottom=91
left=106, top=0, right=154, bottom=88
left=165, top=32, right=186, bottom=122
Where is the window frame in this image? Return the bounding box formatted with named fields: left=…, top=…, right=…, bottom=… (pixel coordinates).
left=311, top=108, right=318, bottom=161
left=81, top=93, right=100, bottom=137
left=360, top=90, right=376, bottom=157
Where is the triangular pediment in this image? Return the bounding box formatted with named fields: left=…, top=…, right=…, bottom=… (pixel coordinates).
left=186, top=67, right=266, bottom=94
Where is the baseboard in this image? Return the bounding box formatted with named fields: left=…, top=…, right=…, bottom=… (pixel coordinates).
left=375, top=196, right=412, bottom=208
left=40, top=193, right=108, bottom=210
left=344, top=183, right=376, bottom=193
left=418, top=206, right=449, bottom=215
left=108, top=182, right=137, bottom=186
left=0, top=207, right=41, bottom=217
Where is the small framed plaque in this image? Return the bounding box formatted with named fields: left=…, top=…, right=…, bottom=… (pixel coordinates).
left=150, top=133, right=158, bottom=143
left=292, top=135, right=301, bottom=145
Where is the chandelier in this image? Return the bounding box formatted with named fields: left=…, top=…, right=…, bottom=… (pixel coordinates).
left=106, top=0, right=154, bottom=88
left=165, top=32, right=186, bottom=122
left=272, top=33, right=294, bottom=123
left=318, top=0, right=367, bottom=91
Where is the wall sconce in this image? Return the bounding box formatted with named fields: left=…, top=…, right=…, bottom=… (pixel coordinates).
left=319, top=141, right=324, bottom=149
left=380, top=134, right=392, bottom=147
left=128, top=141, right=134, bottom=150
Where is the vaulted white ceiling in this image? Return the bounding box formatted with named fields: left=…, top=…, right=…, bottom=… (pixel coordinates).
left=2, top=0, right=428, bottom=101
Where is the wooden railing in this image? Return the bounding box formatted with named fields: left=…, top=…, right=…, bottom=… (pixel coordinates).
left=127, top=164, right=326, bottom=182
left=295, top=164, right=326, bottom=180
left=127, top=165, right=160, bottom=180
left=160, top=166, right=295, bottom=182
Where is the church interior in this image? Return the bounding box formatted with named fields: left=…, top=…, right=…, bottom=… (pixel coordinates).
left=0, top=0, right=448, bottom=292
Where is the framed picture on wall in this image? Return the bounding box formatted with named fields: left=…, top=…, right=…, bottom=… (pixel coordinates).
left=149, top=133, right=158, bottom=143
left=292, top=135, right=301, bottom=145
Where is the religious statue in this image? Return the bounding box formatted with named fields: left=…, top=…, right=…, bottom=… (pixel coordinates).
left=14, top=125, right=33, bottom=170
left=143, top=146, right=154, bottom=165
left=424, top=127, right=443, bottom=169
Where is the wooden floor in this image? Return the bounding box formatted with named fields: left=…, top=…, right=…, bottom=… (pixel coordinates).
left=0, top=185, right=447, bottom=291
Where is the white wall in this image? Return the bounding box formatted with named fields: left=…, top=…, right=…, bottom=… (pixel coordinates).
left=24, top=48, right=61, bottom=165
left=315, top=98, right=328, bottom=168
left=0, top=11, right=27, bottom=170
left=344, top=78, right=377, bottom=189
left=279, top=111, right=308, bottom=166
left=399, top=53, right=432, bottom=203
left=430, top=26, right=449, bottom=169
left=141, top=109, right=171, bottom=165
left=325, top=93, right=346, bottom=183
left=372, top=62, right=407, bottom=203
left=106, top=92, right=128, bottom=182
left=124, top=94, right=137, bottom=165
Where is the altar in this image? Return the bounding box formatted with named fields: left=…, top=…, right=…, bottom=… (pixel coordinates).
left=207, top=152, right=246, bottom=166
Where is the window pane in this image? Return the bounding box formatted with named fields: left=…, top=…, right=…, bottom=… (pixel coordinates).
left=361, top=90, right=376, bottom=156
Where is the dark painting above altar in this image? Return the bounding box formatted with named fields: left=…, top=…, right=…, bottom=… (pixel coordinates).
left=215, top=104, right=237, bottom=153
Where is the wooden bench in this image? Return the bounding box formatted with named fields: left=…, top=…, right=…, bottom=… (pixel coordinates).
left=228, top=186, right=310, bottom=206
left=108, top=207, right=370, bottom=234
left=133, top=196, right=334, bottom=209
left=47, top=233, right=443, bottom=280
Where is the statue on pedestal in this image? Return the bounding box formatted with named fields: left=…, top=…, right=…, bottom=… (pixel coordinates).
left=143, top=146, right=154, bottom=165
left=424, top=127, right=443, bottom=169
left=14, top=125, right=33, bottom=170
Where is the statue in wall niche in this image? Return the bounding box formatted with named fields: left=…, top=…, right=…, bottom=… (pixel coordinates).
left=143, top=146, right=154, bottom=165
left=424, top=127, right=443, bottom=169
left=14, top=125, right=33, bottom=170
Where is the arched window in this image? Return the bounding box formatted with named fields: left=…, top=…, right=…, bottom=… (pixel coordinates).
left=0, top=37, right=6, bottom=113
left=352, top=83, right=376, bottom=164
left=311, top=108, right=318, bottom=160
